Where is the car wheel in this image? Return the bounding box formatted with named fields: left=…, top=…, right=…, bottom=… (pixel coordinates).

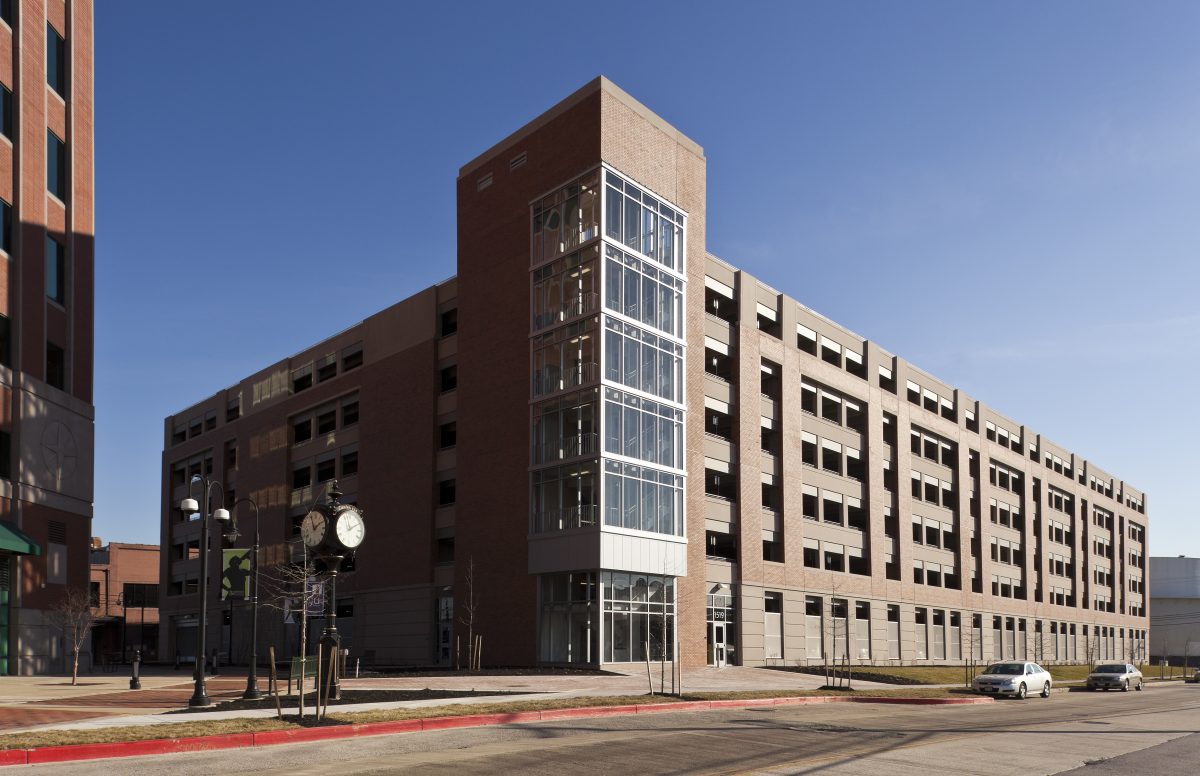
left=1122, top=680, right=1130, bottom=692
left=1136, top=680, right=1144, bottom=691
left=1017, top=683, right=1027, bottom=700
left=1041, top=682, right=1051, bottom=698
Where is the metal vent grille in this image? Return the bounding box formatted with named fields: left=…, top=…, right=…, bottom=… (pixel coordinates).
left=48, top=521, right=67, bottom=544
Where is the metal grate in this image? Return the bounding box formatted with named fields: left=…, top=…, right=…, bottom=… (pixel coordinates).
left=48, top=521, right=67, bottom=544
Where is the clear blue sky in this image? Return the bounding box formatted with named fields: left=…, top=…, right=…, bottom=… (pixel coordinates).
left=95, top=1, right=1199, bottom=556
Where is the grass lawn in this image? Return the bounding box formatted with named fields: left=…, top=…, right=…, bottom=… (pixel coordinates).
left=0, top=686, right=978, bottom=750
left=0, top=718, right=292, bottom=751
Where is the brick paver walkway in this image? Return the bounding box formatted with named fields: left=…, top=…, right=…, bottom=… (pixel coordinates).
left=0, top=708, right=107, bottom=732
left=27, top=679, right=252, bottom=709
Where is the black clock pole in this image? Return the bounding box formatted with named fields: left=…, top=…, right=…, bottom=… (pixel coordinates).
left=321, top=568, right=342, bottom=700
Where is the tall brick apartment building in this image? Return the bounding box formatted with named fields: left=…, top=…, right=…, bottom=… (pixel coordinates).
left=159, top=78, right=1147, bottom=670
left=0, top=0, right=95, bottom=676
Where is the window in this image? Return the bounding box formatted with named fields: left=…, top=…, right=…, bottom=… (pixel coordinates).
left=316, top=458, right=336, bottom=483
left=439, top=421, right=456, bottom=448
left=0, top=314, right=9, bottom=367
left=47, top=23, right=67, bottom=98
left=292, top=466, right=311, bottom=489
left=123, top=583, right=159, bottom=608
left=342, top=344, right=363, bottom=371
left=317, top=409, right=336, bottom=435
left=226, top=399, right=241, bottom=422
left=292, top=418, right=312, bottom=444
left=341, top=449, right=358, bottom=477
left=440, top=365, right=457, bottom=392
left=0, top=84, right=10, bottom=141
left=0, top=1, right=11, bottom=27
left=438, top=478, right=456, bottom=506
left=802, top=485, right=818, bottom=520
left=342, top=399, right=359, bottom=426
left=47, top=130, right=67, bottom=201
left=440, top=308, right=458, bottom=337
left=437, top=537, right=455, bottom=564
left=801, top=433, right=817, bottom=467
left=291, top=365, right=312, bottom=393
left=0, top=429, right=10, bottom=479
left=603, top=169, right=684, bottom=270
left=46, top=342, right=65, bottom=389
left=706, top=531, right=737, bottom=561
left=45, top=236, right=66, bottom=304
left=316, top=357, right=337, bottom=383
left=0, top=198, right=10, bottom=256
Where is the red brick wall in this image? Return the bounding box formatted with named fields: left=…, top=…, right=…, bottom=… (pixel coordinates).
left=454, top=91, right=603, bottom=667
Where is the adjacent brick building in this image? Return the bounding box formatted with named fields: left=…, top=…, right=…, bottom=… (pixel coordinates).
left=0, top=0, right=96, bottom=676
left=159, top=77, right=1148, bottom=670
left=89, top=539, right=158, bottom=664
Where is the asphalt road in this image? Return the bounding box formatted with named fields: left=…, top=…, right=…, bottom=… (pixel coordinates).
left=23, top=684, right=1200, bottom=775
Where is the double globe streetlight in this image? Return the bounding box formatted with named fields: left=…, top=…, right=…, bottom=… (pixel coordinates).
left=223, top=496, right=264, bottom=700
left=180, top=474, right=235, bottom=708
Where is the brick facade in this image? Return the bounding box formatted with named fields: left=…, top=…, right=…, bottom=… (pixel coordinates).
left=159, top=77, right=1148, bottom=671
left=1, top=0, right=96, bottom=676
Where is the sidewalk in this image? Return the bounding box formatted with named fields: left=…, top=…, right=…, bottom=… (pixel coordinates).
left=1, top=665, right=891, bottom=735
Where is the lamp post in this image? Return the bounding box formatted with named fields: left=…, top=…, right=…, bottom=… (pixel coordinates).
left=180, top=474, right=233, bottom=708
left=227, top=496, right=263, bottom=700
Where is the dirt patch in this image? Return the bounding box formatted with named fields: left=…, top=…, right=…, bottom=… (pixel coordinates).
left=166, top=688, right=528, bottom=714
left=356, top=666, right=617, bottom=678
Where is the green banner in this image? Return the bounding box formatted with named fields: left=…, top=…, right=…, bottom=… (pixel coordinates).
left=221, top=549, right=252, bottom=600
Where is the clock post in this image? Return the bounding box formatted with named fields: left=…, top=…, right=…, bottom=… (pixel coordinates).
left=300, top=481, right=365, bottom=708
left=320, top=561, right=342, bottom=701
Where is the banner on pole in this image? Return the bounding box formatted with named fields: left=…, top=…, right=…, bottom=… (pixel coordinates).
left=306, top=578, right=326, bottom=616
left=221, top=549, right=252, bottom=600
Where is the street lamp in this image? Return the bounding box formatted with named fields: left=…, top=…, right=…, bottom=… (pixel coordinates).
left=226, top=496, right=263, bottom=700
left=180, top=474, right=233, bottom=708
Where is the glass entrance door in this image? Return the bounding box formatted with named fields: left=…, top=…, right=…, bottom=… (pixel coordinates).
left=709, top=621, right=727, bottom=667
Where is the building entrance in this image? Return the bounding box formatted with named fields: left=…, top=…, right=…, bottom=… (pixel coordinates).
left=709, top=620, right=728, bottom=667
left=707, top=585, right=737, bottom=666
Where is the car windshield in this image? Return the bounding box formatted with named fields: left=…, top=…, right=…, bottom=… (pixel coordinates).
left=1094, top=665, right=1127, bottom=673
left=983, top=663, right=1024, bottom=676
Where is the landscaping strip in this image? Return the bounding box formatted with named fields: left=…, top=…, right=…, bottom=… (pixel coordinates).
left=0, top=692, right=994, bottom=766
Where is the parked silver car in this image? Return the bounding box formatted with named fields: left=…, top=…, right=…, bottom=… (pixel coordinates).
left=1086, top=663, right=1144, bottom=691
left=972, top=662, right=1053, bottom=699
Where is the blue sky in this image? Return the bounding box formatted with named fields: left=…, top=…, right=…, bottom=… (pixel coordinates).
left=95, top=1, right=1199, bottom=556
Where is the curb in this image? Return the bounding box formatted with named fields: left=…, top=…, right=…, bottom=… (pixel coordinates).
left=0, top=694, right=993, bottom=766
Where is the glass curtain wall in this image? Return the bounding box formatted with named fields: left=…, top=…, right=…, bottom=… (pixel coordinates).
left=540, top=572, right=598, bottom=664
left=531, top=167, right=687, bottom=665
left=603, top=572, right=675, bottom=662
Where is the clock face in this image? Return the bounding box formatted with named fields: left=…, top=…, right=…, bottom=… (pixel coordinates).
left=335, top=508, right=365, bottom=549
left=300, top=510, right=327, bottom=548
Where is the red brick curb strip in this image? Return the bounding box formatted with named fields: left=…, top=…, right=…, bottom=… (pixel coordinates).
left=0, top=695, right=994, bottom=766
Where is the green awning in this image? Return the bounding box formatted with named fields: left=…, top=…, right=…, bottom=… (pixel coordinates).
left=0, top=521, right=41, bottom=556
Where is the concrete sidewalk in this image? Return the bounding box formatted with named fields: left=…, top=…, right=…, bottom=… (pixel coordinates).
left=0, top=665, right=891, bottom=735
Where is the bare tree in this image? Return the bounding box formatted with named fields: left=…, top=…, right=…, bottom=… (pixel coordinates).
left=256, top=544, right=325, bottom=719
left=49, top=587, right=96, bottom=685
left=459, top=556, right=479, bottom=672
